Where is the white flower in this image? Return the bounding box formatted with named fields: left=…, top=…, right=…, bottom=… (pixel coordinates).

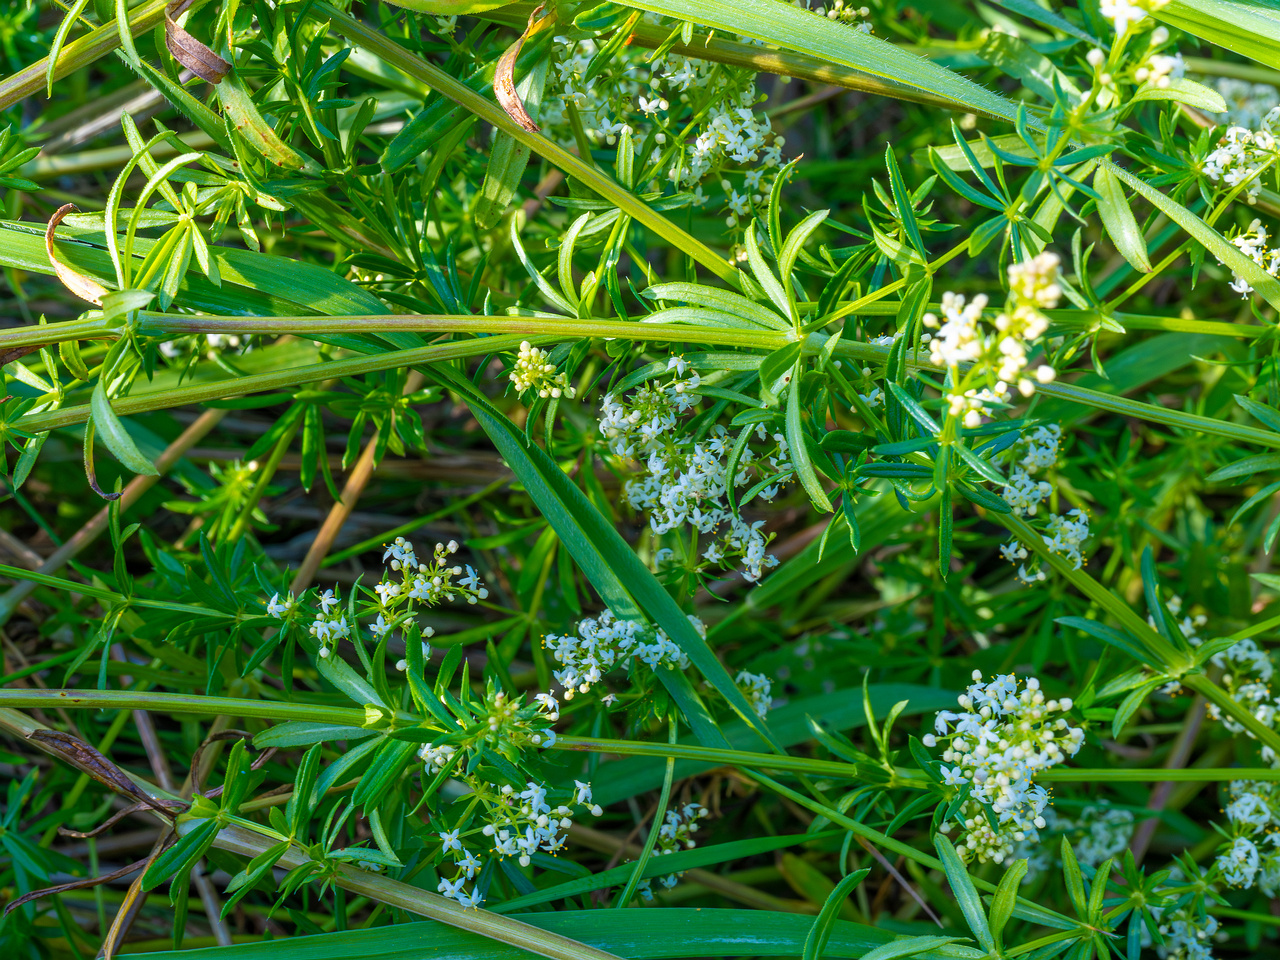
left=437, top=876, right=466, bottom=899
left=1205, top=115, right=1279, bottom=209
left=267, top=592, right=294, bottom=619
left=1099, top=0, right=1168, bottom=35
left=439, top=829, right=462, bottom=853
left=735, top=670, right=774, bottom=717
left=1219, top=836, right=1261, bottom=887
left=638, top=94, right=668, bottom=116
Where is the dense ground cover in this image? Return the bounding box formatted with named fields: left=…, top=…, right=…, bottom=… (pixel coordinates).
left=3, top=0, right=1280, bottom=957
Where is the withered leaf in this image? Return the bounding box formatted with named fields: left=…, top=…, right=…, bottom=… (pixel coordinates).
left=28, top=729, right=179, bottom=819
left=2, top=853, right=161, bottom=917
left=45, top=204, right=109, bottom=305
left=495, top=4, right=552, bottom=134
left=166, top=0, right=230, bottom=84
left=0, top=345, right=41, bottom=367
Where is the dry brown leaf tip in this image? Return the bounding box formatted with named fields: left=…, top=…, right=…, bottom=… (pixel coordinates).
left=45, top=203, right=108, bottom=305
left=166, top=0, right=231, bottom=84
left=495, top=3, right=550, bottom=134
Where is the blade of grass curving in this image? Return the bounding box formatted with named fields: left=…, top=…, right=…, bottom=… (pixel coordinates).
left=434, top=367, right=784, bottom=752
left=1154, top=0, right=1280, bottom=72
left=617, top=0, right=1024, bottom=123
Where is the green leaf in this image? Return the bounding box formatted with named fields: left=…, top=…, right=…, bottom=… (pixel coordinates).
left=620, top=0, right=1025, bottom=123
left=787, top=358, right=833, bottom=512
left=1111, top=678, right=1168, bottom=739
left=253, top=723, right=378, bottom=748
left=142, top=818, right=218, bottom=892
left=977, top=31, right=1081, bottom=106
left=760, top=341, right=804, bottom=407
left=1130, top=77, right=1227, bottom=112
left=984, top=0, right=1098, bottom=43
left=934, top=834, right=995, bottom=954
left=1154, top=0, right=1280, bottom=72
left=118, top=907, right=973, bottom=960
left=802, top=868, right=871, bottom=960
left=1102, top=160, right=1280, bottom=312
left=1207, top=452, right=1280, bottom=483
left=746, top=221, right=791, bottom=318
left=1236, top=395, right=1280, bottom=434
left=858, top=936, right=969, bottom=960
left=779, top=209, right=829, bottom=311
left=1093, top=164, right=1151, bottom=274
left=1060, top=837, right=1087, bottom=917
left=90, top=380, right=159, bottom=476
left=644, top=282, right=789, bottom=330
left=989, top=858, right=1028, bottom=946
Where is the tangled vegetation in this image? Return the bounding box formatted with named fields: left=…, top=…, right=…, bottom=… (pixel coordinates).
left=3, top=0, right=1280, bottom=958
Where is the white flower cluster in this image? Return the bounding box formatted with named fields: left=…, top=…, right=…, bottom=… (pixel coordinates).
left=375, top=537, right=488, bottom=668
left=433, top=779, right=604, bottom=908
left=1155, top=907, right=1220, bottom=960
left=1216, top=780, right=1280, bottom=894
left=1133, top=51, right=1184, bottom=89
left=1207, top=77, right=1280, bottom=129
left=1223, top=218, right=1280, bottom=298
left=1098, top=0, right=1169, bottom=36
left=813, top=0, right=873, bottom=29
left=927, top=672, right=1083, bottom=864
left=924, top=253, right=1059, bottom=429
left=543, top=608, right=701, bottom=700
left=1194, top=634, right=1280, bottom=762
left=267, top=538, right=487, bottom=663
left=599, top=362, right=792, bottom=582
left=304, top=589, right=353, bottom=660
left=636, top=802, right=709, bottom=899
left=509, top=341, right=576, bottom=400
left=999, top=507, right=1089, bottom=583
left=1204, top=111, right=1279, bottom=206
left=1014, top=802, right=1135, bottom=880
left=542, top=34, right=784, bottom=218
left=736, top=671, right=774, bottom=718
left=1000, top=424, right=1062, bottom=517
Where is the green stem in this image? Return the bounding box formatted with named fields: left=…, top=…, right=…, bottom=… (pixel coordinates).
left=1037, top=767, right=1280, bottom=782
left=136, top=314, right=792, bottom=348
left=614, top=720, right=677, bottom=909
left=553, top=734, right=880, bottom=782
left=0, top=689, right=365, bottom=725
left=12, top=334, right=532, bottom=435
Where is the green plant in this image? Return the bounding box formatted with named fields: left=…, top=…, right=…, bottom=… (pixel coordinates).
left=4, top=0, right=1280, bottom=958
